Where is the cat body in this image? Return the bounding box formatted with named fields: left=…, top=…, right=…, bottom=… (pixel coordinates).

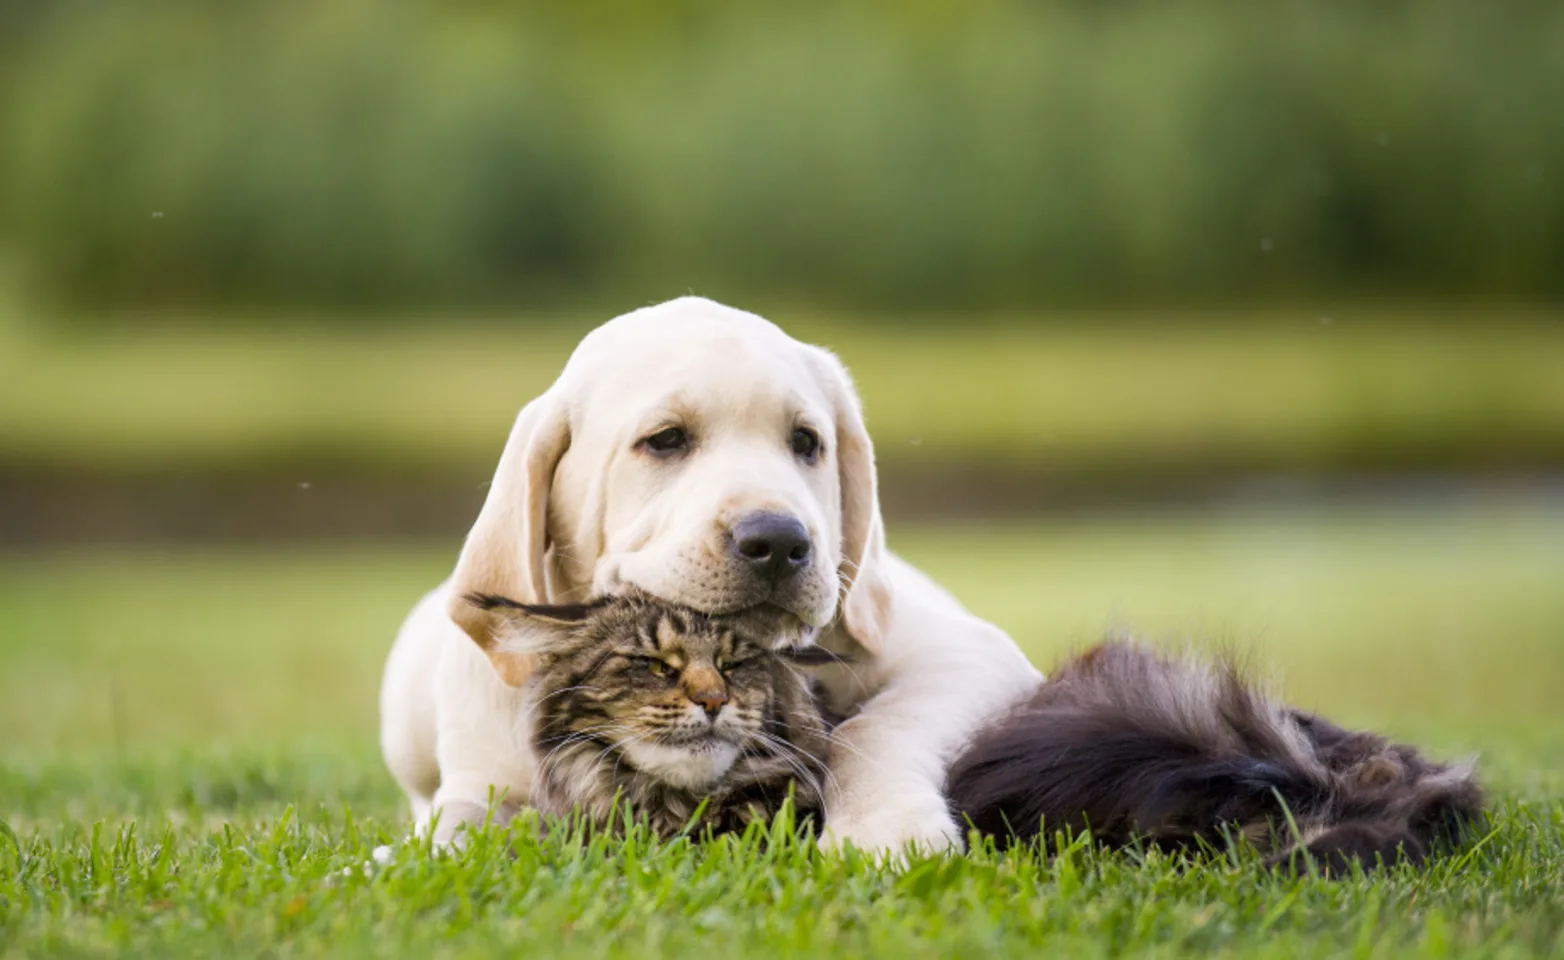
left=471, top=591, right=1484, bottom=873
left=470, top=592, right=839, bottom=836
left=945, top=641, right=1485, bottom=873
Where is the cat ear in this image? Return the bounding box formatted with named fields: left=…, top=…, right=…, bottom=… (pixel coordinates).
left=465, top=593, right=601, bottom=626
left=461, top=593, right=598, bottom=685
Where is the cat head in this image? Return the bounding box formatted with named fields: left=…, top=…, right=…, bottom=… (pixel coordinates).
left=465, top=591, right=839, bottom=792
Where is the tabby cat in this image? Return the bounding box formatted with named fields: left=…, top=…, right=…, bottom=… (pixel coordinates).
left=945, top=640, right=1486, bottom=874
left=471, top=591, right=1484, bottom=873
left=468, top=591, right=842, bottom=837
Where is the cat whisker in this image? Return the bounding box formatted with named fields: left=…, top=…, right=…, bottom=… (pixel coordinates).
left=604, top=728, right=662, bottom=783
left=773, top=640, right=870, bottom=698
left=536, top=723, right=637, bottom=783
left=527, top=685, right=605, bottom=719
left=746, top=730, right=836, bottom=796
left=813, top=728, right=875, bottom=767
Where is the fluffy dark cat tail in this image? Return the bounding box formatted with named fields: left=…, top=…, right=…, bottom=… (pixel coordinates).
left=945, top=641, right=1484, bottom=874
left=946, top=642, right=1331, bottom=854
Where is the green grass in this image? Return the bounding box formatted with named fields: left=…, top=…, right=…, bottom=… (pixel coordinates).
left=4, top=501, right=1563, bottom=956
left=2, top=311, right=1562, bottom=478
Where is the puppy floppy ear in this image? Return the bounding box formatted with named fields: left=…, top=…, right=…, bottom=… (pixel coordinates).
left=462, top=593, right=599, bottom=684
left=809, top=346, right=894, bottom=655
left=448, top=392, right=571, bottom=685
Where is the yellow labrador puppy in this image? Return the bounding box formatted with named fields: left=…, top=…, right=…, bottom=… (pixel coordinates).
left=379, top=297, right=1041, bottom=854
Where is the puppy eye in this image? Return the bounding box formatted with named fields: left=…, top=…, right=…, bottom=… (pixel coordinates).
left=639, top=426, right=689, bottom=456
left=791, top=427, right=821, bottom=462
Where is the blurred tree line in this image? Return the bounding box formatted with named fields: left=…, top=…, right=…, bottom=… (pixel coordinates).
left=2, top=0, right=1562, bottom=321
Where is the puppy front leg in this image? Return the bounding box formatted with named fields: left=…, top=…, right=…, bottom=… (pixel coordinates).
left=428, top=772, right=528, bottom=848
left=820, top=609, right=1041, bottom=858
left=426, top=629, right=538, bottom=848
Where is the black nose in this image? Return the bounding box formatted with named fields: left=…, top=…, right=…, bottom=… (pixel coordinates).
left=731, top=512, right=812, bottom=583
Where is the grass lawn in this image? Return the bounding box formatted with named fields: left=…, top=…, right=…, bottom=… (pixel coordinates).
left=3, top=499, right=1563, bottom=956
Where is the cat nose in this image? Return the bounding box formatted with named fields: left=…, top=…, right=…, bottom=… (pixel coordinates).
left=689, top=689, right=728, bottom=719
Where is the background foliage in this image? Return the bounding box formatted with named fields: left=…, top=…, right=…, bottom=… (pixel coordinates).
left=4, top=0, right=1564, bottom=317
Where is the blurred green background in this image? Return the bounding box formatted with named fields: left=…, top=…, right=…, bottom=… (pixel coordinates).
left=1, top=1, right=1561, bottom=776
left=3, top=0, right=1564, bottom=313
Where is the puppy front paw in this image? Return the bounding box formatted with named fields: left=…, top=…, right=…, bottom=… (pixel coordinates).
left=428, top=798, right=524, bottom=851
left=820, top=792, right=962, bottom=861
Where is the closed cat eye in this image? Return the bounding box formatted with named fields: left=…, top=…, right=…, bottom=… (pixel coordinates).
left=628, top=655, right=672, bottom=677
